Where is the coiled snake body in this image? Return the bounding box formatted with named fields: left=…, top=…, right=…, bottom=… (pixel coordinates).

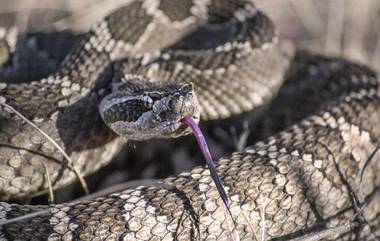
left=0, top=0, right=380, bottom=240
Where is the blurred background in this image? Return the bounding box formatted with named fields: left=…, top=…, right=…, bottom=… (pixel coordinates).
left=1, top=0, right=379, bottom=203
left=1, top=0, right=379, bottom=69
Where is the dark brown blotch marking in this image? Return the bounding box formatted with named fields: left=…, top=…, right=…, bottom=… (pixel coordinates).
left=158, top=0, right=194, bottom=22
left=106, top=1, right=153, bottom=45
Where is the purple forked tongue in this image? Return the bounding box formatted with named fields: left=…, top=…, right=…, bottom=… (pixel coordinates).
left=182, top=116, right=231, bottom=208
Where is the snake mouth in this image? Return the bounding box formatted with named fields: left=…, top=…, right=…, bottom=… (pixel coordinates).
left=157, top=114, right=200, bottom=138
left=151, top=86, right=200, bottom=137
left=180, top=115, right=200, bottom=134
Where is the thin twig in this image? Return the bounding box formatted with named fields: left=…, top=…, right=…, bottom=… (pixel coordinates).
left=0, top=99, right=89, bottom=194
left=288, top=222, right=358, bottom=241
left=0, top=209, right=51, bottom=226
left=231, top=121, right=250, bottom=152
left=74, top=179, right=160, bottom=202
left=43, top=163, right=55, bottom=204
left=259, top=193, right=269, bottom=241
left=360, top=145, right=380, bottom=184
left=0, top=180, right=161, bottom=226
left=224, top=207, right=240, bottom=241
left=241, top=210, right=259, bottom=241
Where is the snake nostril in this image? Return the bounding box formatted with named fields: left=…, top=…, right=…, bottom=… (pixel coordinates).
left=167, top=98, right=179, bottom=112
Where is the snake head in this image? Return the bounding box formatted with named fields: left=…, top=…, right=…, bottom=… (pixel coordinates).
left=99, top=83, right=200, bottom=140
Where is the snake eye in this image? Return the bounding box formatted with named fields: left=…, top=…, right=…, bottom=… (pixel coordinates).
left=142, top=95, right=153, bottom=108
left=167, top=98, right=175, bottom=109
left=180, top=84, right=192, bottom=93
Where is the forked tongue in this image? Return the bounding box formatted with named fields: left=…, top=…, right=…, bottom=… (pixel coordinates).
left=182, top=116, right=231, bottom=209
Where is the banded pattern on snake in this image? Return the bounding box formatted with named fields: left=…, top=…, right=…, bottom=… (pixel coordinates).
left=0, top=0, right=379, bottom=240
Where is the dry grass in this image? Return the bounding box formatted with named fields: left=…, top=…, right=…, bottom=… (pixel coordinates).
left=0, top=0, right=378, bottom=68
left=0, top=99, right=89, bottom=197
left=256, top=0, right=380, bottom=71
left=0, top=0, right=132, bottom=31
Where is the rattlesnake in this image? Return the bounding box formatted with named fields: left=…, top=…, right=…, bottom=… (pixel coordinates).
left=0, top=0, right=380, bottom=240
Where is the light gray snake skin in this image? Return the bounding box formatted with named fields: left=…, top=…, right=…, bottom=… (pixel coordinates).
left=0, top=0, right=380, bottom=240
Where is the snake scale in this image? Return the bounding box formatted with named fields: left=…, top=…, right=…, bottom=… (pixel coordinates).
left=0, top=0, right=380, bottom=240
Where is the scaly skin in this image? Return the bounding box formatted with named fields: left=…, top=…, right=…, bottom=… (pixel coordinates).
left=0, top=0, right=380, bottom=240
left=0, top=0, right=289, bottom=200
left=1, top=53, right=380, bottom=240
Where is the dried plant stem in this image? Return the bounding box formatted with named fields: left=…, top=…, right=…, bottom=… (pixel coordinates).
left=0, top=99, right=89, bottom=194
left=43, top=163, right=55, bottom=203
left=288, top=223, right=358, bottom=241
